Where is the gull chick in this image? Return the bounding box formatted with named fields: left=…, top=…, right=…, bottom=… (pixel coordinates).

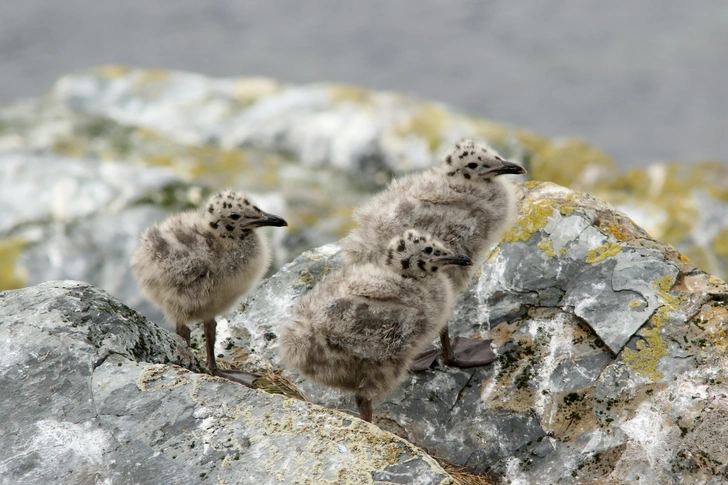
left=280, top=230, right=472, bottom=422
left=131, top=189, right=287, bottom=386
left=341, top=139, right=525, bottom=368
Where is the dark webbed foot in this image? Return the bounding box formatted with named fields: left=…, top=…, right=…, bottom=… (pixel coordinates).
left=212, top=369, right=259, bottom=388
left=442, top=336, right=496, bottom=368
left=203, top=318, right=259, bottom=388
left=439, top=327, right=496, bottom=368
left=410, top=345, right=441, bottom=371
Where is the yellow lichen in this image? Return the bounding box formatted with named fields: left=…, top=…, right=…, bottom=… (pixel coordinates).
left=95, top=64, right=130, bottom=79
left=504, top=200, right=555, bottom=243
left=679, top=254, right=691, bottom=263
left=621, top=275, right=680, bottom=382
left=328, top=84, right=372, bottom=105
left=485, top=246, right=501, bottom=264
left=0, top=238, right=28, bottom=291
left=559, top=247, right=567, bottom=256
left=621, top=307, right=669, bottom=382
left=537, top=237, right=556, bottom=258
left=585, top=242, right=622, bottom=264
left=234, top=77, right=281, bottom=104
left=712, top=227, right=728, bottom=259
left=392, top=103, right=452, bottom=153
left=629, top=299, right=643, bottom=309
left=654, top=275, right=680, bottom=307
left=708, top=275, right=726, bottom=287
left=514, top=132, right=615, bottom=188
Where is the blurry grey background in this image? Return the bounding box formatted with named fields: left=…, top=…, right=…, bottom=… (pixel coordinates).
left=2, top=0, right=726, bottom=167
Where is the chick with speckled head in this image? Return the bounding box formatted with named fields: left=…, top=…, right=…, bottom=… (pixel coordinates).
left=341, top=139, right=525, bottom=369
left=131, top=189, right=287, bottom=387
left=280, top=229, right=472, bottom=422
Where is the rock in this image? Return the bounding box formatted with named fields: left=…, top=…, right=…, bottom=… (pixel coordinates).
left=222, top=181, right=728, bottom=484
left=1, top=65, right=727, bottom=324
left=0, top=281, right=454, bottom=485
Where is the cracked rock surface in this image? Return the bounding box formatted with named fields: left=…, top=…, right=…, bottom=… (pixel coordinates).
left=222, top=181, right=728, bottom=484
left=0, top=281, right=452, bottom=485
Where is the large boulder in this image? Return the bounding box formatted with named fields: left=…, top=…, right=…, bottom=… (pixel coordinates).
left=1, top=65, right=727, bottom=327
left=220, top=181, right=728, bottom=484
left=0, top=280, right=454, bottom=485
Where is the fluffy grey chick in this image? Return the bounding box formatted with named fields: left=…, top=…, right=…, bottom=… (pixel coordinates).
left=131, top=189, right=287, bottom=386
left=341, top=139, right=525, bottom=368
left=280, top=229, right=472, bottom=422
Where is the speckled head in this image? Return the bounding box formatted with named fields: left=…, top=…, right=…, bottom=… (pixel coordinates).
left=384, top=229, right=472, bottom=277
left=439, top=139, right=526, bottom=181
left=203, top=189, right=287, bottom=239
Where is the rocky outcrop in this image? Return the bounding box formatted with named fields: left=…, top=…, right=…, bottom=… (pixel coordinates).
left=0, top=281, right=453, bottom=485
left=1, top=65, right=727, bottom=327
left=218, top=182, right=728, bottom=484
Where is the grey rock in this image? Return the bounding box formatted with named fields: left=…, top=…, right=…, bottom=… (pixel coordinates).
left=0, top=281, right=453, bottom=485
left=221, top=181, right=728, bottom=484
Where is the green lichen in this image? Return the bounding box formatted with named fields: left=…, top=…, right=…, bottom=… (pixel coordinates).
left=0, top=238, right=28, bottom=291
left=585, top=243, right=622, bottom=264
left=504, top=200, right=555, bottom=243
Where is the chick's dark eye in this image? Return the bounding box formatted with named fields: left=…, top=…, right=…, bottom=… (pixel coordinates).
left=424, top=247, right=433, bottom=254
left=230, top=214, right=241, bottom=220
left=467, top=162, right=478, bottom=169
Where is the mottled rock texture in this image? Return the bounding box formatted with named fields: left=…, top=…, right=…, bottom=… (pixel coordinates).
left=0, top=281, right=453, bottom=485
left=221, top=182, right=728, bottom=485
left=1, top=65, right=727, bottom=328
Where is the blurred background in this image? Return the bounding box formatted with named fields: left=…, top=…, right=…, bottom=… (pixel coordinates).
left=2, top=1, right=728, bottom=322
left=2, top=0, right=727, bottom=167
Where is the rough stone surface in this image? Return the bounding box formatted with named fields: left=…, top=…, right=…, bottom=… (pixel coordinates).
left=2, top=66, right=728, bottom=330
left=222, top=181, right=728, bottom=484
left=0, top=281, right=453, bottom=485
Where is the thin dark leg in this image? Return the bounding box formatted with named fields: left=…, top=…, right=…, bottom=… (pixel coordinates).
left=440, top=326, right=497, bottom=368
left=440, top=327, right=454, bottom=365
left=203, top=318, right=217, bottom=371
left=176, top=324, right=191, bottom=346
left=203, top=318, right=259, bottom=388
left=355, top=395, right=373, bottom=422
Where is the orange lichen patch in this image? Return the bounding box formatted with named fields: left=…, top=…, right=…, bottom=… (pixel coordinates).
left=602, top=221, right=631, bottom=242
left=679, top=254, right=691, bottom=263
left=585, top=243, right=622, bottom=264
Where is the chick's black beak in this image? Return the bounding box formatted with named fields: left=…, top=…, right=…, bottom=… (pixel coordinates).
left=436, top=254, right=473, bottom=266
left=486, top=160, right=527, bottom=176
left=252, top=210, right=288, bottom=227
